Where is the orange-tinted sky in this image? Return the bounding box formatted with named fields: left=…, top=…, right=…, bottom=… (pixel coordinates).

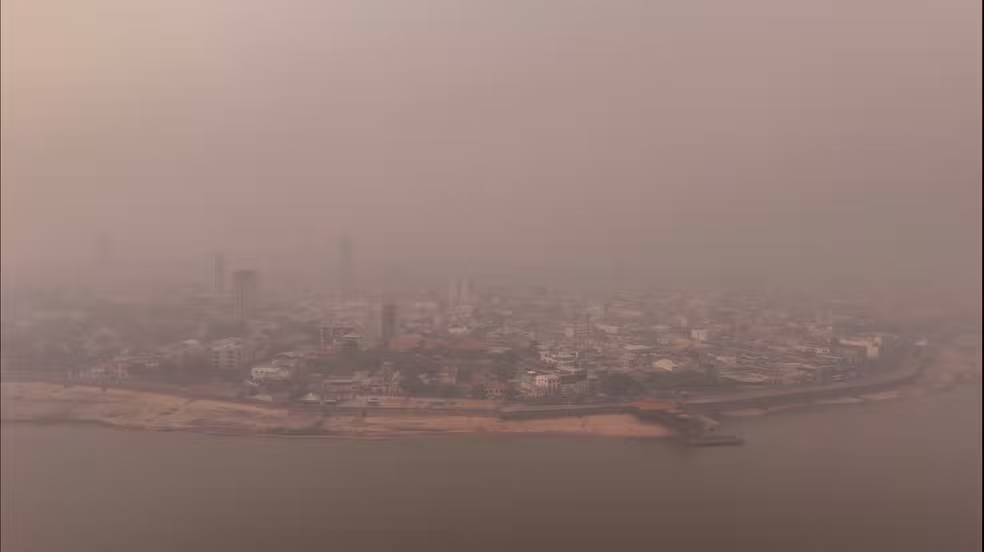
left=2, top=0, right=980, bottom=289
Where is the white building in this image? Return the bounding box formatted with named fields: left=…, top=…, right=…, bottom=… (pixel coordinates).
left=563, top=320, right=594, bottom=341
left=838, top=336, right=882, bottom=360
left=795, top=341, right=832, bottom=355
left=595, top=323, right=620, bottom=336
left=209, top=338, right=252, bottom=371
left=521, top=370, right=589, bottom=398
left=690, top=328, right=709, bottom=343
left=539, top=350, right=578, bottom=371
left=80, top=363, right=129, bottom=380
left=250, top=363, right=293, bottom=382
left=518, top=370, right=559, bottom=398
left=161, top=339, right=207, bottom=369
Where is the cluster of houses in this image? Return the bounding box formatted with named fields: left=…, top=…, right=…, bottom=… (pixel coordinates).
left=58, top=284, right=906, bottom=406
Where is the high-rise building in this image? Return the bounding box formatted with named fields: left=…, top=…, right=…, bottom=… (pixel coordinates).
left=338, top=236, right=354, bottom=298
left=448, top=275, right=473, bottom=306
left=380, top=302, right=397, bottom=346
left=209, top=252, right=226, bottom=295
left=319, top=322, right=356, bottom=350
left=318, top=323, right=333, bottom=350
left=231, top=269, right=259, bottom=325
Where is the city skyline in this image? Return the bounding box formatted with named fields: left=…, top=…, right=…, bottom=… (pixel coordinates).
left=1, top=1, right=979, bottom=550
left=1, top=0, right=979, bottom=294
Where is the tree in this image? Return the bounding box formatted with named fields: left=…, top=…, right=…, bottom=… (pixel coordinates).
left=469, top=384, right=488, bottom=399
left=399, top=375, right=430, bottom=396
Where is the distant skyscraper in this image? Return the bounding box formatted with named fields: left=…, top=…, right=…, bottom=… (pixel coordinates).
left=380, top=302, right=397, bottom=346
left=318, top=323, right=333, bottom=350
left=338, top=236, right=355, bottom=298
left=209, top=252, right=226, bottom=295
left=448, top=276, right=473, bottom=306
left=231, top=269, right=258, bottom=325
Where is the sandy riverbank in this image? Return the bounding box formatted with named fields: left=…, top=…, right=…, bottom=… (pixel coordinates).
left=0, top=383, right=671, bottom=439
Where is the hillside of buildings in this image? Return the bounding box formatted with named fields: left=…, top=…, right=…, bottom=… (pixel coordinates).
left=3, top=273, right=978, bottom=430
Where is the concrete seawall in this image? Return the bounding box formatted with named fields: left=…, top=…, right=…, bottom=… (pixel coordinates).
left=290, top=405, right=500, bottom=418
left=683, top=360, right=923, bottom=412
left=498, top=358, right=924, bottom=420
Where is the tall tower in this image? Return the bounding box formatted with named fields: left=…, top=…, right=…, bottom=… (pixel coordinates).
left=318, top=322, right=334, bottom=350
left=338, top=236, right=354, bottom=299
left=380, top=302, right=397, bottom=346
left=231, top=269, right=259, bottom=325
left=448, top=275, right=473, bottom=307
left=448, top=277, right=460, bottom=306
left=209, top=252, right=226, bottom=295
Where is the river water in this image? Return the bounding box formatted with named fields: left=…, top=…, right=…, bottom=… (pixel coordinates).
left=2, top=386, right=980, bottom=552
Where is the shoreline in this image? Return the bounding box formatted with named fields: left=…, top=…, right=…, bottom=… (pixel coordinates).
left=2, top=339, right=977, bottom=440
left=0, top=382, right=673, bottom=440
left=715, top=342, right=980, bottom=418
left=3, top=380, right=976, bottom=439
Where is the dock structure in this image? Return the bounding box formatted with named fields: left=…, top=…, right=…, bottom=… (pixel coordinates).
left=497, top=400, right=714, bottom=437
left=630, top=400, right=715, bottom=435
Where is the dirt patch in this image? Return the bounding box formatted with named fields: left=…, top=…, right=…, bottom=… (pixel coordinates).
left=2, top=383, right=669, bottom=439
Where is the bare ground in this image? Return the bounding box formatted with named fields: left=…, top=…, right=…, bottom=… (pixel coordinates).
left=0, top=383, right=670, bottom=439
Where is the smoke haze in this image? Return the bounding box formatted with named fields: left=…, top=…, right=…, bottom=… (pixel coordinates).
left=2, top=0, right=981, bottom=289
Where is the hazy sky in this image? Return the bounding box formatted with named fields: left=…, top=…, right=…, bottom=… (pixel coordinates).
left=2, top=0, right=981, bottom=287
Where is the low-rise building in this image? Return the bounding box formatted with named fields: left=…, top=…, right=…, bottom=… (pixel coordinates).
left=112, top=351, right=163, bottom=373
left=794, top=340, right=833, bottom=355
left=838, top=336, right=881, bottom=360
left=559, top=371, right=590, bottom=397
left=540, top=349, right=578, bottom=371
left=321, top=377, right=359, bottom=400
left=534, top=373, right=560, bottom=393
left=594, top=323, right=620, bottom=336
left=690, top=328, right=709, bottom=343
left=364, top=370, right=403, bottom=396
left=209, top=338, right=252, bottom=371
left=250, top=362, right=293, bottom=382
left=437, top=365, right=459, bottom=385
left=563, top=320, right=594, bottom=341
left=484, top=381, right=508, bottom=400
left=79, top=363, right=129, bottom=380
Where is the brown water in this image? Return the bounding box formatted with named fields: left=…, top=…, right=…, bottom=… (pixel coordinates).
left=2, top=386, right=981, bottom=552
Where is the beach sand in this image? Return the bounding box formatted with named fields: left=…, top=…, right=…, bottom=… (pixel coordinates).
left=1, top=382, right=670, bottom=439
